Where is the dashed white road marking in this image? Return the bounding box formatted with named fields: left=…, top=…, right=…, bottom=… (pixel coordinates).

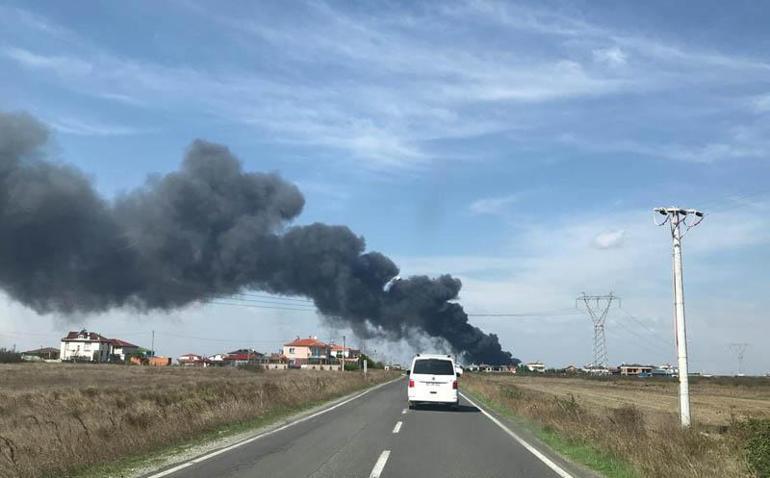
left=401, top=408, right=407, bottom=415
left=369, top=450, right=391, bottom=478
left=460, top=392, right=573, bottom=478
left=145, top=378, right=402, bottom=478
left=392, top=421, right=402, bottom=434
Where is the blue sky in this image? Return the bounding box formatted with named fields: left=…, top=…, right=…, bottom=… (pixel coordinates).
left=1, top=1, right=769, bottom=374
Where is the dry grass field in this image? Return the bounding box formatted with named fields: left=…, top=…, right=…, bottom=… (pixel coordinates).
left=502, top=375, right=770, bottom=426
left=0, top=363, right=393, bottom=478
left=463, top=374, right=770, bottom=478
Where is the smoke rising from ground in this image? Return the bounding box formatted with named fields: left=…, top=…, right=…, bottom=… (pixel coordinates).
left=0, top=111, right=516, bottom=364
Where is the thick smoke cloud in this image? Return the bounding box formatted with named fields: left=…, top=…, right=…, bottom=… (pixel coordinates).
left=0, top=111, right=516, bottom=364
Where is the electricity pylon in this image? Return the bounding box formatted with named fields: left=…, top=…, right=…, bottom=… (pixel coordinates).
left=729, top=343, right=749, bottom=376
left=576, top=293, right=619, bottom=369
left=654, top=207, right=704, bottom=428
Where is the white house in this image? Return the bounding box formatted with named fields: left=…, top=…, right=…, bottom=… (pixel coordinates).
left=109, top=339, right=139, bottom=361
left=329, top=343, right=361, bottom=362
left=60, top=329, right=112, bottom=362
left=526, top=361, right=546, bottom=373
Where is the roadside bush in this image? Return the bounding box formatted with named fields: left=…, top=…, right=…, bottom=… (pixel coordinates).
left=0, top=348, right=21, bottom=363
left=737, top=418, right=770, bottom=477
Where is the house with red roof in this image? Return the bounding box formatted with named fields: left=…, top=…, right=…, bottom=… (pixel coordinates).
left=283, top=336, right=330, bottom=365
left=60, top=329, right=112, bottom=362
left=60, top=329, right=144, bottom=363
left=178, top=353, right=210, bottom=367
left=329, top=343, right=361, bottom=363
left=109, top=338, right=140, bottom=362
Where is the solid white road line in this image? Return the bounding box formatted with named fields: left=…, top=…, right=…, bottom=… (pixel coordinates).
left=392, top=421, right=402, bottom=434
left=369, top=450, right=391, bottom=478
left=146, top=377, right=402, bottom=478
left=460, top=392, right=574, bottom=478
left=401, top=408, right=407, bottom=414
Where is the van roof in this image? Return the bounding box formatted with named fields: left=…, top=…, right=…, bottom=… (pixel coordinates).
left=413, top=354, right=453, bottom=360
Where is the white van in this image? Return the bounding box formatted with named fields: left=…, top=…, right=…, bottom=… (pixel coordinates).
left=407, top=354, right=459, bottom=409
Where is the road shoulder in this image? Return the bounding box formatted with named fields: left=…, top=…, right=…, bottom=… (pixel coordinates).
left=78, top=375, right=403, bottom=478
left=460, top=389, right=602, bottom=478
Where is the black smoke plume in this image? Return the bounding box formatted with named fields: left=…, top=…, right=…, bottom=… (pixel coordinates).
left=0, top=111, right=517, bottom=365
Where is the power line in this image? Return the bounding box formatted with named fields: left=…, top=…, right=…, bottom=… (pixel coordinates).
left=467, top=309, right=581, bottom=317
left=208, top=301, right=317, bottom=312
left=226, top=296, right=316, bottom=308
left=618, top=308, right=673, bottom=348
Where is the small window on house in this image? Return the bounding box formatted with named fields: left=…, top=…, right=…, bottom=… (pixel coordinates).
left=289, top=347, right=295, bottom=353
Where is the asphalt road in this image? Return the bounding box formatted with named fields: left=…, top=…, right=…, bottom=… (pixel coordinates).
left=148, top=377, right=580, bottom=478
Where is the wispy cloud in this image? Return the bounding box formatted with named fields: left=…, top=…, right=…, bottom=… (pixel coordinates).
left=469, top=194, right=520, bottom=215
left=47, top=117, right=144, bottom=136
left=3, top=1, right=769, bottom=171
left=592, top=230, right=625, bottom=249
left=2, top=46, right=93, bottom=76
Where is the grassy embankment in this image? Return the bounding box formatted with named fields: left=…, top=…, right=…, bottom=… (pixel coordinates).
left=0, top=363, right=395, bottom=478
left=462, top=374, right=770, bottom=478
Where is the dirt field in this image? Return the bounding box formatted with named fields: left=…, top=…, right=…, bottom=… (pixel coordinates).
left=0, top=363, right=393, bottom=478
left=485, top=375, right=770, bottom=426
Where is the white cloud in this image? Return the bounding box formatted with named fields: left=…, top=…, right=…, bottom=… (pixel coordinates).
left=468, top=194, right=520, bottom=215
left=592, top=46, right=627, bottom=67
left=2, top=46, right=93, bottom=76
left=592, top=230, right=625, bottom=249
left=48, top=117, right=144, bottom=136
left=752, top=94, right=770, bottom=113
left=5, top=2, right=770, bottom=171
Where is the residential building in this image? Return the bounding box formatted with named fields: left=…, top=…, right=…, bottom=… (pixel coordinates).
left=329, top=344, right=360, bottom=362
left=526, top=361, right=546, bottom=373
left=109, top=339, right=139, bottom=361
left=60, top=330, right=112, bottom=362
left=652, top=364, right=677, bottom=377
left=283, top=336, right=331, bottom=365
left=21, top=347, right=60, bottom=361
left=224, top=349, right=265, bottom=366
left=620, top=364, right=654, bottom=376
left=178, top=353, right=209, bottom=366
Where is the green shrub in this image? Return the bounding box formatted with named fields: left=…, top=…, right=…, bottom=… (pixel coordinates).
left=739, top=418, right=770, bottom=477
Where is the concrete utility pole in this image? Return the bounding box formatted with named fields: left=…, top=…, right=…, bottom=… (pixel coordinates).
left=729, top=343, right=750, bottom=376
left=654, top=207, right=704, bottom=428
left=151, top=330, right=155, bottom=357
left=342, top=335, right=346, bottom=372
left=577, top=293, right=619, bottom=369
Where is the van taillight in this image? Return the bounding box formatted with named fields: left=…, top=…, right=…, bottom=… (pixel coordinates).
left=408, top=379, right=414, bottom=388
left=452, top=380, right=458, bottom=389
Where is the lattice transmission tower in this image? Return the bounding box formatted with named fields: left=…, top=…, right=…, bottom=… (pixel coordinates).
left=577, top=293, right=619, bottom=369
left=729, top=343, right=750, bottom=376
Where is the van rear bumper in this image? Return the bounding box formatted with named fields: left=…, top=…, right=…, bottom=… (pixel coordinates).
left=408, top=390, right=458, bottom=404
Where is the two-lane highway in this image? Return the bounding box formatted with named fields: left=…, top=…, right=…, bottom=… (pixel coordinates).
left=147, top=378, right=579, bottom=478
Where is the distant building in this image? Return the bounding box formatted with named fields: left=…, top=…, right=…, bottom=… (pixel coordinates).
left=329, top=344, right=361, bottom=363
left=178, top=353, right=209, bottom=367
left=60, top=330, right=112, bottom=362
left=283, top=336, right=331, bottom=365
left=526, top=361, right=546, bottom=373
left=224, top=349, right=265, bottom=366
left=60, top=329, right=145, bottom=363
left=564, top=365, right=580, bottom=374
left=21, top=347, right=60, bottom=361
left=652, top=364, right=677, bottom=377
left=620, top=364, right=654, bottom=376
left=109, top=339, right=139, bottom=361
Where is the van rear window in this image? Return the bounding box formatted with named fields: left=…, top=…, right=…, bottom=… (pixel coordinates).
left=412, top=359, right=454, bottom=375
